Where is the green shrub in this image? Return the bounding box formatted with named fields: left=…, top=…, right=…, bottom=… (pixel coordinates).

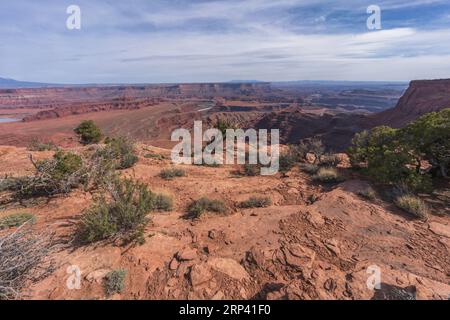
left=40, top=150, right=83, bottom=181
left=300, top=163, right=319, bottom=175
left=187, top=197, right=226, bottom=219
left=78, top=178, right=162, bottom=244
left=104, top=269, right=127, bottom=296
left=159, top=168, right=186, bottom=180
left=74, top=120, right=103, bottom=145
left=358, top=186, right=377, bottom=200
left=5, top=151, right=84, bottom=199
left=0, top=213, right=36, bottom=230
left=27, top=138, right=57, bottom=152
left=348, top=109, right=450, bottom=192
left=239, top=196, right=272, bottom=208
left=313, top=167, right=341, bottom=183
left=97, top=136, right=138, bottom=170
left=395, top=194, right=429, bottom=219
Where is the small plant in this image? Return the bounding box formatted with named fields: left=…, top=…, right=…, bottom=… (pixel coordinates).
left=78, top=178, right=168, bottom=244
left=187, top=197, right=226, bottom=219
left=144, top=153, right=164, bottom=160
left=96, top=136, right=138, bottom=170
left=41, top=150, right=83, bottom=181
left=104, top=269, right=127, bottom=296
left=0, top=213, right=36, bottom=230
left=279, top=152, right=297, bottom=175
left=159, top=168, right=186, bottom=180
left=300, top=163, right=319, bottom=175
left=395, top=194, right=429, bottom=219
left=74, top=120, right=103, bottom=145
left=313, top=167, right=341, bottom=183
left=308, top=138, right=325, bottom=164
left=27, top=138, right=57, bottom=152
left=154, top=193, right=173, bottom=211
left=239, top=196, right=272, bottom=208
left=242, top=164, right=260, bottom=176
left=358, top=186, right=377, bottom=200
left=216, top=119, right=235, bottom=136
left=4, top=151, right=85, bottom=199
left=320, top=153, right=341, bottom=167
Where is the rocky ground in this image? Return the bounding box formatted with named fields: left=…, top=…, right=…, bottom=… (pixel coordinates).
left=0, top=145, right=449, bottom=300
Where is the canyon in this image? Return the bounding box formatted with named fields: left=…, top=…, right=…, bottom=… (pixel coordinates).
left=0, top=78, right=448, bottom=301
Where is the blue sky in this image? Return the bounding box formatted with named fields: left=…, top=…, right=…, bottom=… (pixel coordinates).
left=0, top=0, right=449, bottom=83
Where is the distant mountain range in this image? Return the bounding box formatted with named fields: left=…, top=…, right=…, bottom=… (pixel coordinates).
left=0, top=77, right=59, bottom=88
left=1, top=76, right=410, bottom=89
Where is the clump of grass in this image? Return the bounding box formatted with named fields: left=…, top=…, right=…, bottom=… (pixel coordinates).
left=0, top=213, right=36, bottom=230
left=104, top=269, right=127, bottom=296
left=159, top=168, right=186, bottom=180
left=144, top=153, right=164, bottom=160
left=300, top=163, right=319, bottom=175
left=187, top=197, right=226, bottom=219
left=358, top=186, right=377, bottom=200
left=239, top=196, right=272, bottom=208
left=27, top=138, right=57, bottom=152
left=395, top=194, right=429, bottom=219
left=313, top=167, right=341, bottom=183
left=154, top=193, right=173, bottom=211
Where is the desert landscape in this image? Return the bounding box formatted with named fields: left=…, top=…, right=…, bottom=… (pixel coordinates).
left=1, top=0, right=450, bottom=306
left=0, top=78, right=448, bottom=301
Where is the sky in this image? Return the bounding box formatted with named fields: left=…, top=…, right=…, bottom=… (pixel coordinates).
left=0, top=0, right=449, bottom=84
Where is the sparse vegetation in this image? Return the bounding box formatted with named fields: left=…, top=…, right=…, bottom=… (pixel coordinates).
left=279, top=152, right=297, bottom=175
left=216, top=119, right=236, bottom=136
left=78, top=178, right=170, bottom=244
left=4, top=151, right=84, bottom=200
left=0, top=224, right=54, bottom=300
left=320, top=153, right=341, bottom=167
left=27, top=138, right=57, bottom=152
left=0, top=213, right=36, bottom=230
left=242, top=164, right=260, bottom=176
left=104, top=269, right=127, bottom=296
left=313, top=167, right=341, bottom=183
left=159, top=168, right=186, bottom=180
left=242, top=163, right=261, bottom=177
left=154, top=193, right=173, bottom=211
left=74, top=120, right=103, bottom=145
left=395, top=194, right=429, bottom=219
left=96, top=136, right=138, bottom=170
left=187, top=197, right=226, bottom=219
left=300, top=163, right=319, bottom=175
left=239, top=196, right=272, bottom=208
left=358, top=186, right=377, bottom=201
left=144, top=153, right=164, bottom=160
left=308, top=138, right=325, bottom=164
left=348, top=109, right=450, bottom=192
